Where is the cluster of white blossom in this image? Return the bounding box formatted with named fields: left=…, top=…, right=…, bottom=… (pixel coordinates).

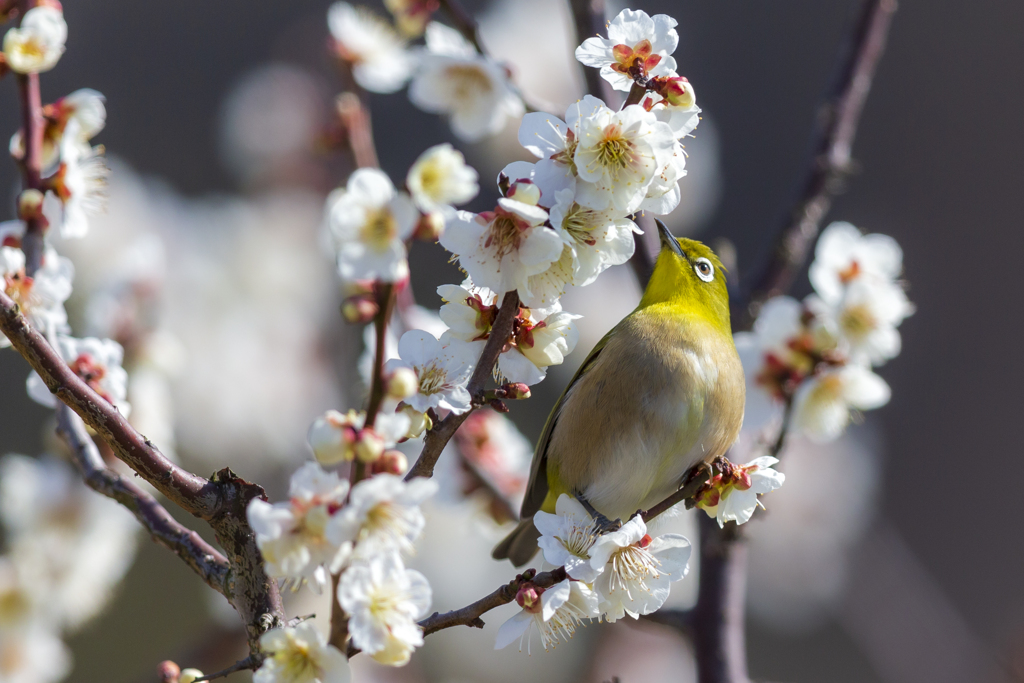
left=737, top=221, right=914, bottom=443
left=0, top=454, right=138, bottom=683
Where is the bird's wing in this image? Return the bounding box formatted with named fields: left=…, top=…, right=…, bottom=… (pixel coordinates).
left=519, top=327, right=615, bottom=519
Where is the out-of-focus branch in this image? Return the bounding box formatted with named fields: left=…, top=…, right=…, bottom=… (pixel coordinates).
left=737, top=0, right=897, bottom=329
left=55, top=404, right=231, bottom=595
left=336, top=91, right=379, bottom=170
left=568, top=0, right=614, bottom=104
left=406, top=290, right=520, bottom=480
left=0, top=291, right=284, bottom=652
left=438, top=0, right=484, bottom=54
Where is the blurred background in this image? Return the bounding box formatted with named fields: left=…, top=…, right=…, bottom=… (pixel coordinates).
left=1, top=0, right=1022, bottom=682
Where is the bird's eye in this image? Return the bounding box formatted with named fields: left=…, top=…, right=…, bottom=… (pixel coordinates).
left=694, top=258, right=715, bottom=282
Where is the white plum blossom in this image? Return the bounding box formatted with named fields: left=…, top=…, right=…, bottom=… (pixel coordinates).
left=571, top=97, right=677, bottom=214
left=494, top=578, right=599, bottom=653
left=438, top=279, right=579, bottom=385
left=49, top=120, right=109, bottom=239
left=384, top=329, right=476, bottom=413
left=792, top=364, right=891, bottom=442
left=327, top=473, right=437, bottom=560
left=27, top=336, right=129, bottom=416
left=328, top=168, right=418, bottom=282
left=307, top=409, right=365, bottom=465
left=2, top=6, right=67, bottom=74
left=575, top=8, right=679, bottom=92
left=589, top=515, right=692, bottom=622
left=338, top=553, right=431, bottom=666
left=406, top=143, right=479, bottom=214
left=254, top=622, right=350, bottom=683
left=408, top=22, right=524, bottom=142
left=0, top=246, right=73, bottom=346
left=439, top=186, right=564, bottom=308
left=807, top=277, right=914, bottom=366
left=809, top=221, right=905, bottom=304
left=534, top=494, right=601, bottom=582
left=547, top=187, right=639, bottom=285
left=246, top=462, right=352, bottom=592
left=10, top=88, right=107, bottom=170
left=328, top=2, right=412, bottom=94
left=696, top=456, right=786, bottom=527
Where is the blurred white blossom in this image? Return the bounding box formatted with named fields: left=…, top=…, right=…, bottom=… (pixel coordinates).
left=328, top=474, right=437, bottom=560
left=408, top=22, right=523, bottom=141
left=792, top=365, right=891, bottom=442
left=26, top=335, right=129, bottom=416
left=406, top=143, right=479, bottom=214
left=0, top=245, right=72, bottom=346
left=809, top=221, right=905, bottom=304
left=2, top=6, right=67, bottom=74
left=328, top=2, right=412, bottom=94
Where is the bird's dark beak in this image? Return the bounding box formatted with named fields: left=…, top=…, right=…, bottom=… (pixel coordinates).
left=656, top=219, right=684, bottom=258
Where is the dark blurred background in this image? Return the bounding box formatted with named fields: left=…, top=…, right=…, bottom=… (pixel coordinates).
left=1, top=1, right=1022, bottom=682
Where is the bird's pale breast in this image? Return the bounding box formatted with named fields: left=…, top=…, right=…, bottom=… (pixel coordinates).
left=547, top=310, right=744, bottom=520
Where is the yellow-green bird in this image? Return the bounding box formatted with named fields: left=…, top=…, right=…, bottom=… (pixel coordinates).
left=493, top=221, right=745, bottom=566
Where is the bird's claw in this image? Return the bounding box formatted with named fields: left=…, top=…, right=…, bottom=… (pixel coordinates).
left=593, top=514, right=622, bottom=535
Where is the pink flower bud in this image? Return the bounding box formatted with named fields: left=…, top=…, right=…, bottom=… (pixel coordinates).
left=515, top=583, right=543, bottom=613
left=372, top=449, right=408, bottom=475
left=660, top=77, right=695, bottom=108
left=342, top=295, right=379, bottom=324
left=414, top=211, right=445, bottom=241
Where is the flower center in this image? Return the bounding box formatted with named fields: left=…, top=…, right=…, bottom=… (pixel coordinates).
left=591, top=125, right=637, bottom=178
left=3, top=271, right=33, bottom=309
left=555, top=518, right=597, bottom=559
left=361, top=208, right=397, bottom=251
left=840, top=304, right=877, bottom=339
left=561, top=204, right=599, bottom=246
left=417, top=362, right=448, bottom=395
left=445, top=64, right=494, bottom=101
left=278, top=641, right=318, bottom=681
left=608, top=544, right=661, bottom=596
left=482, top=211, right=525, bottom=260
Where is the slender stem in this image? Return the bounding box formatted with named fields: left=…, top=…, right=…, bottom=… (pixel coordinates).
left=622, top=81, right=647, bottom=108
left=737, top=0, right=898, bottom=330
left=365, top=283, right=395, bottom=427
left=55, top=404, right=231, bottom=595
left=336, top=91, right=379, bottom=171
left=16, top=71, right=44, bottom=275
left=406, top=290, right=520, bottom=480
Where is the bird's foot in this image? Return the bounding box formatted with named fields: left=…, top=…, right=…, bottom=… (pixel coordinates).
left=577, top=495, right=622, bottom=535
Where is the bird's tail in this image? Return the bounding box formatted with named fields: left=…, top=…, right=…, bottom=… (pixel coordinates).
left=491, top=517, right=541, bottom=567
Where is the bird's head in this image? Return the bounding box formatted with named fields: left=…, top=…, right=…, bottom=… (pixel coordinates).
left=639, top=220, right=731, bottom=334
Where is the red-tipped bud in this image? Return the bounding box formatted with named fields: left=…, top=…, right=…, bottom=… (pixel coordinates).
left=17, top=189, right=45, bottom=222
left=372, top=449, right=409, bottom=475
left=342, top=295, right=379, bottom=324
left=515, top=583, right=543, bottom=613
left=488, top=398, right=509, bottom=413
left=659, top=77, right=695, bottom=108
left=157, top=661, right=181, bottom=683
left=495, top=382, right=530, bottom=400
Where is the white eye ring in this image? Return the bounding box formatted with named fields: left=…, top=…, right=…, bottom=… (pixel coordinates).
left=694, top=257, right=715, bottom=282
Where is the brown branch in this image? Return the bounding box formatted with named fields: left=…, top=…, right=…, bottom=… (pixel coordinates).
left=406, top=290, right=520, bottom=480
left=190, top=655, right=259, bottom=682
left=336, top=92, right=379, bottom=171
left=0, top=291, right=284, bottom=652
left=737, top=0, right=897, bottom=330
left=55, top=404, right=231, bottom=595
left=692, top=517, right=750, bottom=683
left=15, top=71, right=44, bottom=275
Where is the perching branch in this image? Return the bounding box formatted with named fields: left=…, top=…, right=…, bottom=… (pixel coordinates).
left=0, top=290, right=285, bottom=653
left=55, top=404, right=231, bottom=596
left=406, top=290, right=521, bottom=480
left=737, top=0, right=898, bottom=329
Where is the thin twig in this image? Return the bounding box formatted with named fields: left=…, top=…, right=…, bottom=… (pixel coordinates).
left=55, top=404, right=231, bottom=595
left=737, top=0, right=898, bottom=329
left=15, top=71, right=44, bottom=274
left=406, top=290, right=521, bottom=480
left=336, top=91, right=379, bottom=171
left=190, top=655, right=260, bottom=682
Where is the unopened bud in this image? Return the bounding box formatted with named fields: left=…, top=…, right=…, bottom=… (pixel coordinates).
left=400, top=404, right=432, bottom=439
left=179, top=670, right=204, bottom=683
left=342, top=295, right=378, bottom=324
left=17, top=189, right=44, bottom=221
left=515, top=584, right=543, bottom=613
left=506, top=180, right=540, bottom=206
left=373, top=449, right=408, bottom=475
left=386, top=366, right=419, bottom=401
left=355, top=429, right=385, bottom=463
left=661, top=77, right=695, bottom=108
left=308, top=410, right=361, bottom=465
left=498, top=382, right=530, bottom=400
left=157, top=661, right=181, bottom=683
left=489, top=398, right=509, bottom=413
left=414, top=211, right=445, bottom=241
